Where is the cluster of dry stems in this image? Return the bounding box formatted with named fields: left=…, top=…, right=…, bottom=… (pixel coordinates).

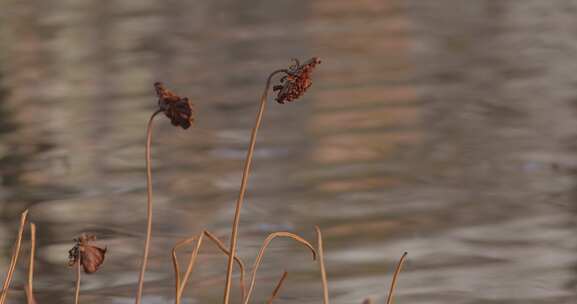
left=0, top=58, right=407, bottom=304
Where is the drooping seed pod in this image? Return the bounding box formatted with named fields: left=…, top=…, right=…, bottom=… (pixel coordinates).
left=273, top=57, right=321, bottom=104
left=154, top=82, right=195, bottom=129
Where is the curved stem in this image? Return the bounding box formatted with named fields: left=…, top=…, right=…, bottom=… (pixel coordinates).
left=203, top=231, right=246, bottom=302
left=74, top=255, right=81, bottom=304
left=385, top=252, right=407, bottom=304
left=135, top=110, right=162, bottom=304
left=26, top=223, right=36, bottom=304
left=171, top=231, right=247, bottom=304
left=242, top=232, right=316, bottom=304
left=222, top=69, right=288, bottom=304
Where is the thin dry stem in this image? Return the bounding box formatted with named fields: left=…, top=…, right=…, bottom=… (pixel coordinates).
left=135, top=109, right=162, bottom=304
left=315, top=226, right=329, bottom=304
left=74, top=254, right=81, bottom=304
left=26, top=223, right=36, bottom=304
left=203, top=231, right=246, bottom=301
left=176, top=232, right=205, bottom=303
left=266, top=271, right=288, bottom=304
left=171, top=231, right=247, bottom=304
left=223, top=69, right=288, bottom=304
left=171, top=236, right=196, bottom=302
left=243, top=231, right=317, bottom=304
left=0, top=209, right=29, bottom=304
left=385, top=252, right=407, bottom=304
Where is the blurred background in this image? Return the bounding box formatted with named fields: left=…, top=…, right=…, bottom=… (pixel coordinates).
left=1, top=0, right=577, bottom=303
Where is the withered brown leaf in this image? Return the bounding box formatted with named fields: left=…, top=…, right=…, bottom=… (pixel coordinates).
left=154, top=82, right=195, bottom=129
left=68, top=234, right=107, bottom=274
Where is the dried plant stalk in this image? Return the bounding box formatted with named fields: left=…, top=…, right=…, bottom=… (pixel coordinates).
left=315, top=226, right=329, bottom=304
left=243, top=232, right=317, bottom=304
left=135, top=109, right=162, bottom=304
left=0, top=209, right=29, bottom=304
left=203, top=231, right=246, bottom=301
left=137, top=83, right=194, bottom=304
left=68, top=234, right=106, bottom=274
left=74, top=255, right=81, bottom=304
left=223, top=68, right=290, bottom=304
left=266, top=271, right=288, bottom=304
left=26, top=223, right=36, bottom=304
left=176, top=232, right=205, bottom=304
left=171, top=236, right=196, bottom=300
left=224, top=59, right=321, bottom=303
left=385, top=252, right=407, bottom=304
left=171, top=231, right=247, bottom=304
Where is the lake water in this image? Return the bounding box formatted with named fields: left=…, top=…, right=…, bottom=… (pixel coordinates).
left=0, top=0, right=576, bottom=303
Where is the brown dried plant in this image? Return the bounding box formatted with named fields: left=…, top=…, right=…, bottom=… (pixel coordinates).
left=0, top=209, right=29, bottom=304
left=171, top=231, right=246, bottom=304
left=242, top=232, right=317, bottom=304
left=68, top=234, right=107, bottom=274
left=223, top=57, right=321, bottom=304
left=154, top=82, right=195, bottom=129
left=26, top=223, right=36, bottom=304
left=315, top=226, right=329, bottom=304
left=385, top=252, right=407, bottom=304
left=135, top=82, right=195, bottom=304
left=68, top=233, right=106, bottom=304
left=174, top=232, right=204, bottom=304
left=266, top=270, right=288, bottom=304
left=273, top=57, right=321, bottom=104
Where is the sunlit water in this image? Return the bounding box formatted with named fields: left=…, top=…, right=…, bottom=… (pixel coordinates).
left=0, top=0, right=576, bottom=303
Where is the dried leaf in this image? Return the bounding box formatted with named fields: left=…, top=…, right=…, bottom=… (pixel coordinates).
left=80, top=245, right=107, bottom=274
left=68, top=234, right=106, bottom=274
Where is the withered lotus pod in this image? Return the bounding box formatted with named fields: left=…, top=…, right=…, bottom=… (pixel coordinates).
left=68, top=234, right=107, bottom=274
left=154, top=82, right=195, bottom=129
left=273, top=57, right=321, bottom=104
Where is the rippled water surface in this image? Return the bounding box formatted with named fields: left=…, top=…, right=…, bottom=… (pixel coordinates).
left=0, top=0, right=576, bottom=303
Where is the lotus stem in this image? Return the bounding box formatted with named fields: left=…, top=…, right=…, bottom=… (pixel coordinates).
left=0, top=209, right=29, bottom=304
left=74, top=254, right=81, bottom=304
left=266, top=271, right=288, bottom=304
left=222, top=69, right=288, bottom=304
left=176, top=232, right=204, bottom=303
left=315, top=226, right=329, bottom=304
left=203, top=231, right=246, bottom=301
left=26, top=223, right=36, bottom=304
left=243, top=231, right=316, bottom=304
left=172, top=231, right=248, bottom=304
left=385, top=252, right=407, bottom=304
left=171, top=236, right=196, bottom=303
left=135, top=109, right=162, bottom=304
